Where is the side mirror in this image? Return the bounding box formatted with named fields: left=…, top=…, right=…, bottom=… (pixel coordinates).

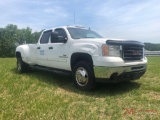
left=51, top=31, right=68, bottom=43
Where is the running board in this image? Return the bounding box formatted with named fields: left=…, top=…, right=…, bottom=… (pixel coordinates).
left=29, top=65, right=71, bottom=75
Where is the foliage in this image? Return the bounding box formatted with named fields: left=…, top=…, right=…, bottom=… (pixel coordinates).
left=0, top=57, right=160, bottom=120
left=144, top=43, right=160, bottom=51
left=0, top=24, right=42, bottom=57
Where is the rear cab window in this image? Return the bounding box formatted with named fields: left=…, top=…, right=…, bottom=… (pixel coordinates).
left=40, top=30, right=52, bottom=44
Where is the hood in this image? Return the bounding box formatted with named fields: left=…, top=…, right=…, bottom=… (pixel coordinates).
left=74, top=38, right=126, bottom=44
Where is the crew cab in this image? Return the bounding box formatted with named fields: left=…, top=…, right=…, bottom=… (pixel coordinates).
left=16, top=26, right=147, bottom=90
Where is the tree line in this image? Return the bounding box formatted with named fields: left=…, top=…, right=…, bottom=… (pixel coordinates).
left=0, top=24, right=160, bottom=58
left=144, top=43, right=160, bottom=51
left=0, top=24, right=42, bottom=57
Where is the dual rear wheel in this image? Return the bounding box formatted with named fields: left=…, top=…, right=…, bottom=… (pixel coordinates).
left=17, top=58, right=30, bottom=73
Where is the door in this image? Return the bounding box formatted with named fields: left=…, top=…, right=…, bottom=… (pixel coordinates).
left=47, top=28, right=70, bottom=70
left=36, top=30, right=52, bottom=66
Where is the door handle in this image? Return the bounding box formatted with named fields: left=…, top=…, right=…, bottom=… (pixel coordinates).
left=49, top=46, right=53, bottom=49
left=37, top=47, right=40, bottom=49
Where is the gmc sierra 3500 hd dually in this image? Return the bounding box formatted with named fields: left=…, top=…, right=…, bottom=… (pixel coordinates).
left=16, top=26, right=147, bottom=90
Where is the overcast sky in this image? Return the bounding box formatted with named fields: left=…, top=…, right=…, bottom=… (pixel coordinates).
left=0, top=0, right=160, bottom=43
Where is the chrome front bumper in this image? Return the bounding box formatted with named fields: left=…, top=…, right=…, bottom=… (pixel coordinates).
left=94, top=64, right=147, bottom=83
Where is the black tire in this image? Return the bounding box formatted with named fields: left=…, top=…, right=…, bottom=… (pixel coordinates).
left=73, top=61, right=96, bottom=91
left=17, top=58, right=30, bottom=73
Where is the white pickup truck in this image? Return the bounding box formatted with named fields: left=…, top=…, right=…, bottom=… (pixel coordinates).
left=16, top=26, right=147, bottom=90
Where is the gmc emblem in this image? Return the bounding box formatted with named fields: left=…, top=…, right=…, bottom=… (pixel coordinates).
left=133, top=50, right=141, bottom=55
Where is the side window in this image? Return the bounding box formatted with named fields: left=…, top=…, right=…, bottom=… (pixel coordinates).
left=51, top=29, right=67, bottom=43
left=55, top=29, right=67, bottom=37
left=40, top=30, right=52, bottom=44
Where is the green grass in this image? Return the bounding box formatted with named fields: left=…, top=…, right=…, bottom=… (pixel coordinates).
left=0, top=57, right=160, bottom=120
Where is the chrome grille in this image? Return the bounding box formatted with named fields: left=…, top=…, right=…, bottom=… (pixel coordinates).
left=123, top=46, right=143, bottom=60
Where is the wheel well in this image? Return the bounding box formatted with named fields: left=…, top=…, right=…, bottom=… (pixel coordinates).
left=71, top=53, right=93, bottom=70
left=16, top=52, right=21, bottom=59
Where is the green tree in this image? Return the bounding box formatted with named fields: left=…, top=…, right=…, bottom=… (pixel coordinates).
left=0, top=24, right=18, bottom=57
left=0, top=24, right=42, bottom=58
left=145, top=43, right=160, bottom=51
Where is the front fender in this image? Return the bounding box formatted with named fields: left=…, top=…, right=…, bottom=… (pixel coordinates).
left=70, top=43, right=99, bottom=56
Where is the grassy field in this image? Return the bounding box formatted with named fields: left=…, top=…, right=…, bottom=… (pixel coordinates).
left=0, top=57, right=160, bottom=120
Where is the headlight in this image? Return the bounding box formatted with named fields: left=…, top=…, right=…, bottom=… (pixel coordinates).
left=101, top=44, right=109, bottom=56
left=108, top=45, right=121, bottom=57
left=102, top=44, right=121, bottom=57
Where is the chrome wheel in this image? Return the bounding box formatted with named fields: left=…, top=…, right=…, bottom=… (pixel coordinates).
left=73, top=61, right=96, bottom=91
left=75, top=67, right=89, bottom=86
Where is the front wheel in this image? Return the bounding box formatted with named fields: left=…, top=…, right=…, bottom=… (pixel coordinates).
left=73, top=61, right=96, bottom=91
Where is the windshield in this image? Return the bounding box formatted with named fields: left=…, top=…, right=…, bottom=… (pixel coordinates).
left=67, top=28, right=103, bottom=39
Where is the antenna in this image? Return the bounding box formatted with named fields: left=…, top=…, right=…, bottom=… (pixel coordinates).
left=74, top=11, right=76, bottom=26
